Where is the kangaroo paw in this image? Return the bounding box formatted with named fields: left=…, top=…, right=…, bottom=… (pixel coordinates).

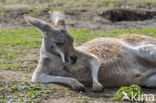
left=92, top=82, right=103, bottom=92
left=71, top=79, right=85, bottom=92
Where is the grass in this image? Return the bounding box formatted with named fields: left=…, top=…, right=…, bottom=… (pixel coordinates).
left=0, top=28, right=41, bottom=69
left=0, top=10, right=5, bottom=19
left=0, top=28, right=41, bottom=46
left=113, top=84, right=144, bottom=101
left=70, top=28, right=156, bottom=45
left=0, top=82, right=52, bottom=103
left=29, top=8, right=42, bottom=16
left=0, top=28, right=41, bottom=56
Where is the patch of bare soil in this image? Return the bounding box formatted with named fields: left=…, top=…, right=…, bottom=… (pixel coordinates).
left=1, top=8, right=156, bottom=30
left=0, top=69, right=32, bottom=82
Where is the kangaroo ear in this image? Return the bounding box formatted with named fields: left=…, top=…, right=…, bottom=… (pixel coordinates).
left=50, top=11, right=66, bottom=30
left=24, top=15, right=52, bottom=31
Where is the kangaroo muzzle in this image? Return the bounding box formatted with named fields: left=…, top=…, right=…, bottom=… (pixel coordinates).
left=65, top=55, right=77, bottom=64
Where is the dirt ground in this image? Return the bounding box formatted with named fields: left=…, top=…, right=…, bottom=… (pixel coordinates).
left=1, top=1, right=156, bottom=103
left=1, top=4, right=156, bottom=30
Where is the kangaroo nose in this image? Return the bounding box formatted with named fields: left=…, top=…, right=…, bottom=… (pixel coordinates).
left=70, top=55, right=77, bottom=63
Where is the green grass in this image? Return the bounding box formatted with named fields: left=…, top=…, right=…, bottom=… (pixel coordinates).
left=0, top=27, right=156, bottom=69
left=29, top=8, right=42, bottom=16
left=70, top=28, right=156, bottom=45
left=0, top=64, right=22, bottom=68
left=0, top=28, right=41, bottom=69
left=3, top=54, right=15, bottom=60
left=0, top=81, right=96, bottom=103
left=0, top=28, right=41, bottom=46
left=0, top=82, right=52, bottom=103
left=113, top=84, right=144, bottom=101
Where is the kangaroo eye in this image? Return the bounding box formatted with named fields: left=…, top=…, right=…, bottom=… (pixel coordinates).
left=56, top=43, right=64, bottom=46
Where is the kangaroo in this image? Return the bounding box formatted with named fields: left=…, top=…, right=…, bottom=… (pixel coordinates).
left=24, top=11, right=156, bottom=92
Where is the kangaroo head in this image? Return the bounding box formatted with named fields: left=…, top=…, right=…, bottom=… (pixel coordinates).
left=24, top=11, right=77, bottom=63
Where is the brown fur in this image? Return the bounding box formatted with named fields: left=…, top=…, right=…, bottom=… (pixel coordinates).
left=79, top=37, right=122, bottom=63
left=64, top=35, right=156, bottom=87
